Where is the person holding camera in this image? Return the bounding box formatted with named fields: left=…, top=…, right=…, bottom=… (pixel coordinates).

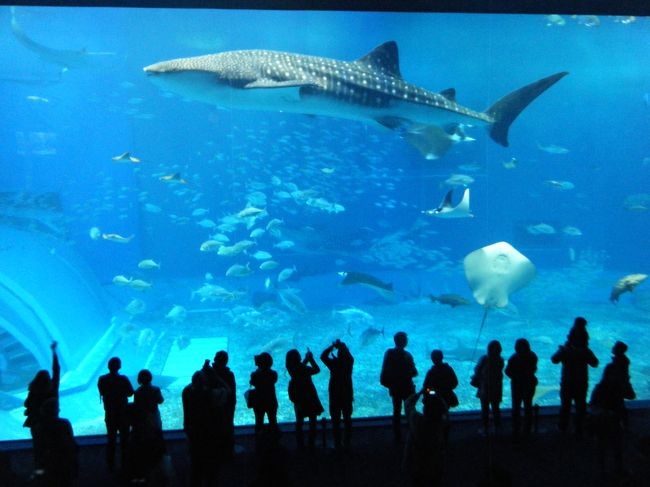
left=286, top=348, right=324, bottom=449
left=321, top=339, right=354, bottom=449
left=249, top=352, right=279, bottom=436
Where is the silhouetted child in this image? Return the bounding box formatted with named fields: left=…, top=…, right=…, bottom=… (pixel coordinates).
left=590, top=345, right=635, bottom=475
left=403, top=389, right=447, bottom=487
left=286, top=348, right=324, bottom=449
left=380, top=331, right=418, bottom=443
left=33, top=397, right=78, bottom=487
left=422, top=349, right=458, bottom=442
left=611, top=341, right=635, bottom=427
left=472, top=340, right=504, bottom=435
left=183, top=370, right=226, bottom=487
left=203, top=350, right=236, bottom=457
left=24, top=341, right=60, bottom=474
left=505, top=338, right=538, bottom=437
left=250, top=352, right=279, bottom=436
left=130, top=369, right=165, bottom=482
left=320, top=339, right=354, bottom=448
left=551, top=318, right=599, bottom=437
left=97, top=356, right=134, bottom=471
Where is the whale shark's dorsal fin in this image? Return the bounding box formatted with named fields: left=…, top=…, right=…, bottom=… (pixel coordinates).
left=355, top=41, right=402, bottom=78
left=440, top=88, right=456, bottom=102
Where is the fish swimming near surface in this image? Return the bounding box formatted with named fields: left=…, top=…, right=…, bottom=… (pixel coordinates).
left=537, top=142, right=569, bottom=154
left=138, top=259, right=161, bottom=269
left=165, top=304, right=187, bottom=323
left=102, top=233, right=134, bottom=244
left=111, top=152, right=141, bottom=163
left=112, top=275, right=132, bottom=286
left=144, top=42, right=567, bottom=160
left=429, top=294, right=470, bottom=307
left=610, top=273, right=647, bottom=303
left=226, top=263, right=253, bottom=277
left=423, top=188, right=473, bottom=219
left=124, top=298, right=146, bottom=315
left=159, top=173, right=188, bottom=184
left=338, top=271, right=394, bottom=298
left=128, top=279, right=152, bottom=291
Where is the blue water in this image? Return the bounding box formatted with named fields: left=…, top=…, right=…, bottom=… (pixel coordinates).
left=0, top=7, right=649, bottom=440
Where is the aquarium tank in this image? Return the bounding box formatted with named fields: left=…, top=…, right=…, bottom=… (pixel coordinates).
left=0, top=4, right=648, bottom=441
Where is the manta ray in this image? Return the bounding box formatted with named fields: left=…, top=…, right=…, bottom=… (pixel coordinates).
left=10, top=7, right=115, bottom=71
left=144, top=41, right=567, bottom=159
left=423, top=188, right=473, bottom=218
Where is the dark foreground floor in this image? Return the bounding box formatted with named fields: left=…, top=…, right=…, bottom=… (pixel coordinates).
left=2, top=407, right=650, bottom=487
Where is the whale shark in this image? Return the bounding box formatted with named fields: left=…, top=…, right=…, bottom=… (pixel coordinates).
left=144, top=41, right=567, bottom=159
left=423, top=187, right=473, bottom=218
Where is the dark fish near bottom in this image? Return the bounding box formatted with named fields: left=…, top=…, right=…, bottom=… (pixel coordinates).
left=360, top=325, right=385, bottom=347
left=429, top=294, right=470, bottom=307
left=338, top=271, right=394, bottom=297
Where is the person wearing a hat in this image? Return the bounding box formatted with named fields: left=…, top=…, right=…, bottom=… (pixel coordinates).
left=250, top=352, right=279, bottom=436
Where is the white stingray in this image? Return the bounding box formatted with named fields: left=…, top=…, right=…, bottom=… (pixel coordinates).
left=463, top=242, right=536, bottom=357
left=423, top=188, right=473, bottom=218
left=464, top=241, right=536, bottom=308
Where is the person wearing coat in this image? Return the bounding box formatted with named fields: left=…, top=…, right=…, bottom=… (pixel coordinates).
left=285, top=349, right=324, bottom=449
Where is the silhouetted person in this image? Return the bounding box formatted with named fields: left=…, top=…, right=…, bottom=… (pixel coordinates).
left=505, top=338, right=538, bottom=437
left=24, top=341, right=60, bottom=474
left=286, top=348, right=324, bottom=449
left=551, top=321, right=599, bottom=437
left=130, top=369, right=165, bottom=482
left=97, top=356, right=134, bottom=471
left=33, top=397, right=78, bottom=487
left=568, top=316, right=589, bottom=348
left=403, top=389, right=447, bottom=487
left=320, top=339, right=354, bottom=448
left=611, top=341, right=635, bottom=428
left=183, top=370, right=228, bottom=487
left=590, top=345, right=635, bottom=475
left=423, top=350, right=459, bottom=409
left=203, top=350, right=236, bottom=456
left=250, top=352, right=279, bottom=436
left=380, top=331, right=418, bottom=443
left=422, top=349, right=457, bottom=442
left=473, top=340, right=504, bottom=435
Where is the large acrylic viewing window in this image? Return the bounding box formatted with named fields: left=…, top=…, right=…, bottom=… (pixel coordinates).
left=0, top=4, right=648, bottom=441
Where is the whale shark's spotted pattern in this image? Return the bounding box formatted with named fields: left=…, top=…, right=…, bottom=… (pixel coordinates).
left=145, top=42, right=567, bottom=159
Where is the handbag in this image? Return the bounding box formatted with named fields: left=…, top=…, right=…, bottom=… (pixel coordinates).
left=244, top=388, right=256, bottom=409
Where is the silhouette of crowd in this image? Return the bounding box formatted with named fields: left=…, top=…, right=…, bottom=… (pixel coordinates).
left=21, top=316, right=637, bottom=485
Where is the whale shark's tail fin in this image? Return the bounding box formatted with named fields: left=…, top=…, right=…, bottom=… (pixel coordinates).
left=486, top=71, right=568, bottom=147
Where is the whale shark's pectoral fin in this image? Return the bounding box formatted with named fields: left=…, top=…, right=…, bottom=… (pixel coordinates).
left=244, top=78, right=322, bottom=90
